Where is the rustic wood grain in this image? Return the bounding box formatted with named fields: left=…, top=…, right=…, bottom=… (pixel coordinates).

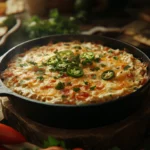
left=1, top=90, right=150, bottom=150
left=0, top=16, right=150, bottom=150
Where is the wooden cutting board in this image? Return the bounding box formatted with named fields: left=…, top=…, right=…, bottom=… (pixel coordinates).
left=0, top=89, right=150, bottom=150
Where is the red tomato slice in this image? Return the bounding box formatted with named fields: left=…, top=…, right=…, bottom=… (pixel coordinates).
left=76, top=92, right=89, bottom=100
left=0, top=124, right=26, bottom=144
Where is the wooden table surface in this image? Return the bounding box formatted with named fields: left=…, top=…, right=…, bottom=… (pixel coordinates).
left=0, top=10, right=150, bottom=150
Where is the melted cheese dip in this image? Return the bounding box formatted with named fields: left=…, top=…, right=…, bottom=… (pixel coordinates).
left=1, top=41, right=148, bottom=105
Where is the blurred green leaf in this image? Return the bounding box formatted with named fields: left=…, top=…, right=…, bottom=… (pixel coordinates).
left=49, top=8, right=59, bottom=18
left=23, top=9, right=79, bottom=39
left=43, top=136, right=66, bottom=149
left=110, top=147, right=121, bottom=150
left=0, top=15, right=16, bottom=29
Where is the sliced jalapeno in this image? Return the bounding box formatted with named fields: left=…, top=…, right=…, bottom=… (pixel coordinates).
left=101, top=70, right=115, bottom=80
left=67, top=66, right=84, bottom=78
left=47, top=55, right=58, bottom=65
left=56, top=61, right=68, bottom=71
left=80, top=52, right=94, bottom=61
left=80, top=52, right=94, bottom=65
left=57, top=50, right=74, bottom=62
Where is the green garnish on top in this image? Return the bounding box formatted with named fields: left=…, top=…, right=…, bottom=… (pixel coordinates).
left=101, top=70, right=115, bottom=80
left=73, top=87, right=80, bottom=92
left=90, top=86, right=96, bottom=90
left=55, top=82, right=65, bottom=90
left=84, top=81, right=88, bottom=85
left=124, top=65, right=130, bottom=70
left=113, top=56, right=118, bottom=60
left=37, top=76, right=44, bottom=81
left=28, top=61, right=37, bottom=65
left=67, top=66, right=84, bottom=78
left=23, top=9, right=79, bottom=39
left=57, top=50, right=74, bottom=62
left=80, top=52, right=94, bottom=61
left=47, top=55, right=58, bottom=65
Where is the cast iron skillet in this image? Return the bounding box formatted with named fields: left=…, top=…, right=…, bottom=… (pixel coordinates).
left=0, top=35, right=150, bottom=129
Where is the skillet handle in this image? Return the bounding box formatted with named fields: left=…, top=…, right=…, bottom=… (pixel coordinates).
left=0, top=81, right=13, bottom=96
left=0, top=57, right=13, bottom=96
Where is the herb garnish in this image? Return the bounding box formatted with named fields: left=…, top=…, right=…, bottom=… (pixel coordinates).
left=66, top=82, right=72, bottom=86
left=90, top=67, right=100, bottom=71
left=23, top=9, right=79, bottom=39
left=28, top=61, right=37, bottom=65
left=55, top=82, right=65, bottom=90
left=73, top=46, right=82, bottom=49
left=124, top=65, right=130, bottom=70
left=73, top=87, right=80, bottom=92
left=94, top=56, right=100, bottom=62
left=101, top=64, right=106, bottom=67
left=20, top=63, right=28, bottom=67
left=113, top=56, right=118, bottom=60
left=62, top=95, right=68, bottom=99
left=84, top=81, right=88, bottom=85
left=108, top=49, right=113, bottom=53
left=37, top=76, right=44, bottom=81
left=43, top=136, right=66, bottom=148
left=90, top=86, right=96, bottom=90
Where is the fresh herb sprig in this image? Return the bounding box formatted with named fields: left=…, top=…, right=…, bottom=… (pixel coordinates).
left=23, top=9, right=79, bottom=39
left=0, top=15, right=16, bottom=29
left=43, top=136, right=66, bottom=148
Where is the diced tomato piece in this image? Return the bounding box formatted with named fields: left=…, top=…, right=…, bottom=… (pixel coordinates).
left=57, top=42, right=63, bottom=46
left=51, top=79, right=56, bottom=83
left=104, top=47, right=109, bottom=51
left=127, top=73, right=134, bottom=78
left=62, top=88, right=70, bottom=95
left=3, top=71, right=13, bottom=77
left=85, top=85, right=90, bottom=90
left=61, top=73, right=68, bottom=78
left=40, top=85, right=52, bottom=89
left=141, top=78, right=147, bottom=85
left=96, top=82, right=104, bottom=90
left=71, top=92, right=76, bottom=99
left=140, top=70, right=146, bottom=76
left=76, top=92, right=89, bottom=100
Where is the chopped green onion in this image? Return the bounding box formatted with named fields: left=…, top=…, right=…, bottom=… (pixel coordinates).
left=113, top=56, right=118, bottom=60
left=73, top=87, right=80, bottom=92
left=19, top=63, right=28, bottom=67
left=37, top=76, right=44, bottom=81
left=84, top=81, right=88, bottom=85
left=124, top=65, right=130, bottom=70
left=101, top=64, right=106, bottom=67
left=55, top=82, right=65, bottom=90
left=66, top=82, right=72, bottom=86
left=90, top=86, right=96, bottom=90
left=28, top=61, right=37, bottom=65
left=62, top=95, right=68, bottom=99
left=73, top=46, right=82, bottom=49
left=90, top=67, right=100, bottom=71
